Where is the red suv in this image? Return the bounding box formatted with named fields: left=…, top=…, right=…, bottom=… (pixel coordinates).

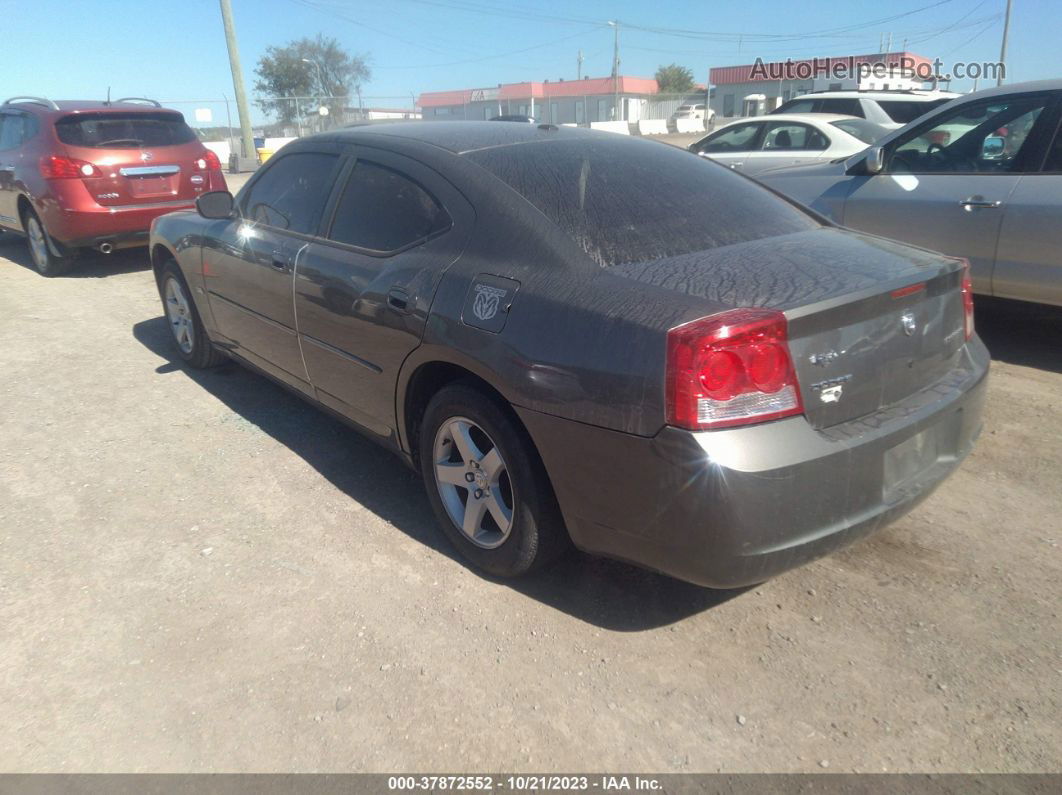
left=0, top=96, right=227, bottom=276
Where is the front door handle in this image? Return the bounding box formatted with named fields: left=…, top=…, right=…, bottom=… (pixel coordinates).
left=959, top=196, right=1002, bottom=211
left=0, top=165, right=14, bottom=173
left=387, top=288, right=410, bottom=313
left=729, top=162, right=743, bottom=169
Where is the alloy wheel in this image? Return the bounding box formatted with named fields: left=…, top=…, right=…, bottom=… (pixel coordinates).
left=164, top=276, right=195, bottom=355
left=26, top=217, right=49, bottom=271
left=432, top=417, right=515, bottom=549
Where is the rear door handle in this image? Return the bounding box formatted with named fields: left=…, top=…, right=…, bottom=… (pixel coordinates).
left=729, top=162, right=743, bottom=169
left=959, top=196, right=1002, bottom=211
left=0, top=165, right=14, bottom=172
left=270, top=250, right=289, bottom=271
left=387, top=288, right=410, bottom=313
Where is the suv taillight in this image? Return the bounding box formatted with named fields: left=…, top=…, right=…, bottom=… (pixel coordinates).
left=40, top=155, right=103, bottom=179
left=194, top=150, right=222, bottom=171
left=958, top=258, right=974, bottom=340
left=666, top=308, right=804, bottom=430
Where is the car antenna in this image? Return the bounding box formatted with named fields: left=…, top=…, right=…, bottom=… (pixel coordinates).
left=105, top=86, right=111, bottom=106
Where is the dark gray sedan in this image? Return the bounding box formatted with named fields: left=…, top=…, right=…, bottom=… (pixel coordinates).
left=149, top=122, right=988, bottom=588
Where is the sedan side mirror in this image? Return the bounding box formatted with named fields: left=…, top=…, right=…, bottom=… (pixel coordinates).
left=865, top=146, right=885, bottom=174
left=196, top=191, right=235, bottom=219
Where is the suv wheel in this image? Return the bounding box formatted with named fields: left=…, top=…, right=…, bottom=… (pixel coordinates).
left=23, top=209, right=73, bottom=277
left=419, top=384, right=568, bottom=578
left=158, top=259, right=225, bottom=368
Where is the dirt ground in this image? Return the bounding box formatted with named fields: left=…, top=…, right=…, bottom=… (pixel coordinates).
left=0, top=213, right=1059, bottom=773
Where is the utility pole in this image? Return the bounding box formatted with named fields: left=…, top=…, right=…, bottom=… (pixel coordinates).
left=218, top=0, right=255, bottom=164
left=998, top=0, right=1012, bottom=86
left=577, top=49, right=584, bottom=80
left=608, top=21, right=620, bottom=121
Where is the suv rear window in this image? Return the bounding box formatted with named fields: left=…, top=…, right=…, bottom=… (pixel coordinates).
left=55, top=112, right=197, bottom=148
left=468, top=138, right=819, bottom=267
left=877, top=99, right=953, bottom=124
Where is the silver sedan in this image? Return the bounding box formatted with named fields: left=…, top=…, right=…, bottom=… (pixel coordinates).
left=688, top=113, right=888, bottom=176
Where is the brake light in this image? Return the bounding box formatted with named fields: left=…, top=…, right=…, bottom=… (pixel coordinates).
left=666, top=308, right=804, bottom=430
left=958, top=258, right=974, bottom=340
left=194, top=150, right=222, bottom=171
left=40, top=155, right=103, bottom=179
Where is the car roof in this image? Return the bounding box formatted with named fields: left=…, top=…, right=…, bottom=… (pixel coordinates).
left=789, top=90, right=960, bottom=100
left=318, top=120, right=608, bottom=155
left=2, top=99, right=177, bottom=116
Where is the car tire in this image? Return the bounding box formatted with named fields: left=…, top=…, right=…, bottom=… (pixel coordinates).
left=157, top=259, right=225, bottom=368
left=23, top=209, right=74, bottom=277
left=419, top=383, right=568, bottom=578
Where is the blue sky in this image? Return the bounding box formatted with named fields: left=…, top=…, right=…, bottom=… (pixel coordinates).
left=1, top=0, right=1057, bottom=126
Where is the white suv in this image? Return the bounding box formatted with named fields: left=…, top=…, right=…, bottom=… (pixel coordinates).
left=672, top=103, right=714, bottom=124
left=773, top=90, right=959, bottom=129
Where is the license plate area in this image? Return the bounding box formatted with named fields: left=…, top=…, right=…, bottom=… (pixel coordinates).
left=883, top=410, right=961, bottom=503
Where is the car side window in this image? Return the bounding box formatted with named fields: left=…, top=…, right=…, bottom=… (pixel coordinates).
left=888, top=95, right=1050, bottom=174
left=819, top=98, right=863, bottom=117
left=326, top=160, right=451, bottom=253
left=761, top=122, right=829, bottom=151
left=0, top=114, right=25, bottom=151
left=1043, top=126, right=1062, bottom=172
left=779, top=99, right=815, bottom=114
left=243, top=152, right=339, bottom=234
left=699, top=122, right=763, bottom=153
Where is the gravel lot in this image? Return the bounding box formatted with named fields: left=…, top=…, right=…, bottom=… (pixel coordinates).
left=0, top=193, right=1059, bottom=772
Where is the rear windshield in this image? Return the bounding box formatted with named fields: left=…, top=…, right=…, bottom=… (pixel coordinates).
left=55, top=112, right=197, bottom=148
left=830, top=118, right=887, bottom=144
left=467, top=137, right=819, bottom=266
left=877, top=99, right=953, bottom=124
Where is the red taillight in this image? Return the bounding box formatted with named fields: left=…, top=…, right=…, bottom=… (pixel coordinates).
left=958, top=258, right=974, bottom=340
left=195, top=150, right=222, bottom=171
left=39, top=155, right=103, bottom=179
left=666, top=308, right=804, bottom=430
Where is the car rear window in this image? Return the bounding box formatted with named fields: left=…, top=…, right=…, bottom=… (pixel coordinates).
left=830, top=118, right=886, bottom=144
left=877, top=99, right=952, bottom=124
left=55, top=112, right=197, bottom=148
left=467, top=137, right=819, bottom=267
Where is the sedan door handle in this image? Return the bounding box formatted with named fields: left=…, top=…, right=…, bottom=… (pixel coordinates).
left=959, top=196, right=1002, bottom=211
left=729, top=162, right=743, bottom=169
left=387, top=288, right=410, bottom=313
left=0, top=165, right=14, bottom=172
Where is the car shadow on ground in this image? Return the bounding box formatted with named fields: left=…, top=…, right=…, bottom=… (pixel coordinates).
left=0, top=233, right=151, bottom=278
left=974, top=297, right=1062, bottom=374
left=132, top=316, right=745, bottom=631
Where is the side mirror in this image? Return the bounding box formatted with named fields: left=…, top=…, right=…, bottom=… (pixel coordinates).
left=865, top=146, right=884, bottom=174
left=981, top=135, right=1005, bottom=160
left=196, top=191, right=235, bottom=220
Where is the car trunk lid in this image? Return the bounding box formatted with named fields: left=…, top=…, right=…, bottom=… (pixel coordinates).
left=608, top=228, right=967, bottom=429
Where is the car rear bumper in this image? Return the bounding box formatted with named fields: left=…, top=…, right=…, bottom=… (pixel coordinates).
left=43, top=198, right=197, bottom=249
left=516, top=335, right=989, bottom=588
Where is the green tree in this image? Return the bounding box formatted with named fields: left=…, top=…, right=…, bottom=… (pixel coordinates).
left=654, top=63, right=696, bottom=95
left=254, top=34, right=371, bottom=124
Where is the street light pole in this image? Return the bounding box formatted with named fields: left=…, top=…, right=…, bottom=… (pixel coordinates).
left=218, top=0, right=255, bottom=163
left=608, top=21, right=620, bottom=122
left=302, top=58, right=325, bottom=130
left=998, top=0, right=1013, bottom=86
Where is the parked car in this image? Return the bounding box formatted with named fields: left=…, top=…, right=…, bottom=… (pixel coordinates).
left=150, top=122, right=986, bottom=587
left=0, top=96, right=227, bottom=276
left=758, top=79, right=1062, bottom=307
left=773, top=89, right=960, bottom=129
left=688, top=114, right=888, bottom=175
left=672, top=102, right=714, bottom=125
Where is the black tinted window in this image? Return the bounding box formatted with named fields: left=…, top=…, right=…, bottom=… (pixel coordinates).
left=818, top=98, right=864, bottom=117
left=878, top=100, right=949, bottom=124
left=244, top=152, right=338, bottom=234
left=469, top=138, right=819, bottom=267
left=328, top=161, right=451, bottom=251
left=55, top=112, right=197, bottom=148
